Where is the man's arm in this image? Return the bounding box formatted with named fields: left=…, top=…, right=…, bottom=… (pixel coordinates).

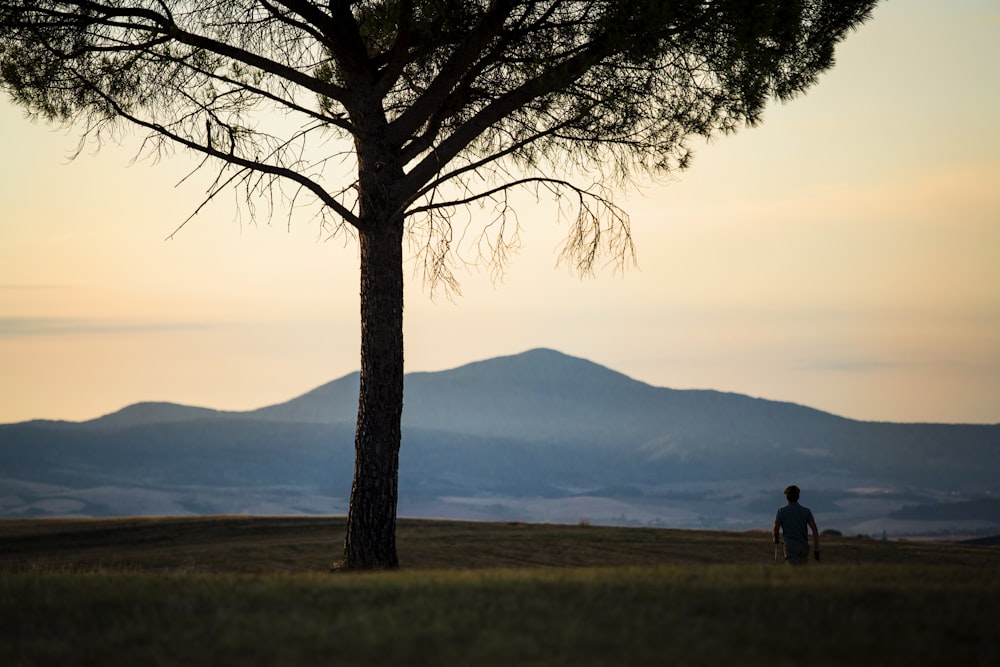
left=772, top=522, right=781, bottom=544
left=809, top=517, right=821, bottom=559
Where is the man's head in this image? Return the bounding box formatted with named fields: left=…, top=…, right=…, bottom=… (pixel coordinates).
left=784, top=485, right=801, bottom=502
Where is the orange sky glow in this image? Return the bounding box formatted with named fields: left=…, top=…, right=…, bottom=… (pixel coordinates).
left=1, top=1, right=998, bottom=424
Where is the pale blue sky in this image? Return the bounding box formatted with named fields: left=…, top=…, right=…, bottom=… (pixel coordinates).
left=2, top=0, right=998, bottom=424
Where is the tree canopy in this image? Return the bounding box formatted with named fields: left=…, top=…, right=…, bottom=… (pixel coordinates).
left=2, top=0, right=876, bottom=279
left=1, top=0, right=879, bottom=568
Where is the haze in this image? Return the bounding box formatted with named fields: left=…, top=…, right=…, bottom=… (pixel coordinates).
left=1, top=0, right=998, bottom=425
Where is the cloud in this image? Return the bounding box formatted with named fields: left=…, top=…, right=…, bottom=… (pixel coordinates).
left=797, top=360, right=901, bottom=373
left=795, top=357, right=978, bottom=374
left=0, top=317, right=211, bottom=339
left=0, top=284, right=67, bottom=290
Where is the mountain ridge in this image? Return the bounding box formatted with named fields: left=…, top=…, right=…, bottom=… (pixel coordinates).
left=2, top=348, right=997, bottom=535
left=39, top=347, right=992, bottom=430
left=75, top=348, right=846, bottom=432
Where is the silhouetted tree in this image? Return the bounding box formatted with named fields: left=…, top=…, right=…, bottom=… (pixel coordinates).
left=0, top=0, right=878, bottom=569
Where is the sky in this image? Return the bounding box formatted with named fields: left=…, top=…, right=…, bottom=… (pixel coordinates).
left=1, top=0, right=998, bottom=425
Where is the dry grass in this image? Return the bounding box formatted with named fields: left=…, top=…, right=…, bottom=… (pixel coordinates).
left=2, top=515, right=996, bottom=573
left=1, top=517, right=998, bottom=667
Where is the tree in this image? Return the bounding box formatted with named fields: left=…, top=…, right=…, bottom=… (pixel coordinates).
left=0, top=0, right=878, bottom=569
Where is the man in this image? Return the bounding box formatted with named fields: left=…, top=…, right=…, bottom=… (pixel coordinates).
left=773, top=485, right=820, bottom=565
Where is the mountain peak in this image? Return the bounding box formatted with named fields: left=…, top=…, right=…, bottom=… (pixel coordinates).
left=429, top=348, right=643, bottom=390
left=84, top=402, right=222, bottom=429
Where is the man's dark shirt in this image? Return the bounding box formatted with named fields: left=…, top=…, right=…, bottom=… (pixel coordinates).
left=774, top=501, right=814, bottom=546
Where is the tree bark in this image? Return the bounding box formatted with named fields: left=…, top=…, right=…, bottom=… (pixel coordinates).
left=344, top=215, right=404, bottom=570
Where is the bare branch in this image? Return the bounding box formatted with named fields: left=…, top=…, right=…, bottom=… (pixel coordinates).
left=78, top=69, right=360, bottom=226
left=408, top=171, right=634, bottom=296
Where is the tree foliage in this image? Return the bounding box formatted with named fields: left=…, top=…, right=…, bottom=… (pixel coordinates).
left=2, top=0, right=876, bottom=279
left=1, top=0, right=878, bottom=568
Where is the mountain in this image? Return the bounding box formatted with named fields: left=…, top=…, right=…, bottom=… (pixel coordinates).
left=84, top=402, right=227, bottom=429
left=2, top=348, right=998, bottom=536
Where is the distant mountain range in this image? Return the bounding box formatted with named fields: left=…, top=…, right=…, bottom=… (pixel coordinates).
left=2, top=348, right=998, bottom=537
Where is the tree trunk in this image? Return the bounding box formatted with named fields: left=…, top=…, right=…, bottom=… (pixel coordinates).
left=344, top=216, right=404, bottom=570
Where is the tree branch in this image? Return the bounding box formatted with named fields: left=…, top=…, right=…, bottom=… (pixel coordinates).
left=261, top=0, right=333, bottom=47
left=387, top=0, right=517, bottom=146
left=80, top=74, right=361, bottom=227
left=48, top=0, right=350, bottom=104
left=398, top=34, right=610, bottom=198
left=371, top=0, right=415, bottom=99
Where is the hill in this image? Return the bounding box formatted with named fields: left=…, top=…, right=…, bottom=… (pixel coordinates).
left=1, top=348, right=998, bottom=536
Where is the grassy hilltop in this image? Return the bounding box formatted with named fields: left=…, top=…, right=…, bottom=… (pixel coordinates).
left=1, top=516, right=998, bottom=666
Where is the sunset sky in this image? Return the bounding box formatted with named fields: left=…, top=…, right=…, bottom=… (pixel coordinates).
left=2, top=0, right=998, bottom=425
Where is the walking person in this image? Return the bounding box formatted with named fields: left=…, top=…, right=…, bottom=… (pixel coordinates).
left=773, top=485, right=820, bottom=565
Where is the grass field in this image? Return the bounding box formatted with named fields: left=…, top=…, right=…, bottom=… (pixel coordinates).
left=1, top=516, right=998, bottom=666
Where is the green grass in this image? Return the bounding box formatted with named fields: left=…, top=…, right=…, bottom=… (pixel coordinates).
left=1, top=517, right=998, bottom=666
